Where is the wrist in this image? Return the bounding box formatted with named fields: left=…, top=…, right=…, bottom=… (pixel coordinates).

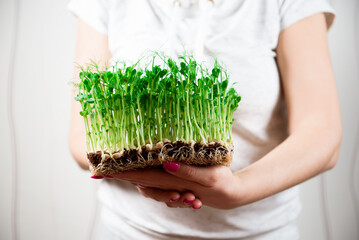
left=228, top=173, right=247, bottom=208
left=232, top=167, right=274, bottom=207
left=230, top=168, right=265, bottom=208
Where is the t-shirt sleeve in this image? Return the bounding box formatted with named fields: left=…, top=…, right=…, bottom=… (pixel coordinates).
left=67, top=0, right=108, bottom=34
left=279, top=0, right=335, bottom=32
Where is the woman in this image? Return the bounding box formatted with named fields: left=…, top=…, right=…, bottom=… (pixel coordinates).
left=68, top=0, right=341, bottom=239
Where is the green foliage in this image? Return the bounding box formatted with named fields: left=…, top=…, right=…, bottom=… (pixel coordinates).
left=75, top=54, right=241, bottom=153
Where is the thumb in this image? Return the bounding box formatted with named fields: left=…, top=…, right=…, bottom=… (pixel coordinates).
left=163, top=162, right=215, bottom=187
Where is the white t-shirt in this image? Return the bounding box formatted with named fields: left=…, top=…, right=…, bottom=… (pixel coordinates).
left=68, top=0, right=335, bottom=239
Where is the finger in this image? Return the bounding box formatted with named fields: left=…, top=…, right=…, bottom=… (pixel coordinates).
left=136, top=186, right=181, bottom=203
left=112, top=168, right=191, bottom=191
left=191, top=199, right=202, bottom=209
left=166, top=198, right=203, bottom=209
left=166, top=192, right=193, bottom=208
left=181, top=191, right=196, bottom=206
left=112, top=168, right=163, bottom=181
left=163, top=162, right=223, bottom=187
left=165, top=192, right=201, bottom=208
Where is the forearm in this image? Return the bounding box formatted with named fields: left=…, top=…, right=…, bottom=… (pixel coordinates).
left=230, top=13, right=341, bottom=208
left=68, top=19, right=111, bottom=170
left=68, top=57, right=90, bottom=170
left=234, top=120, right=341, bottom=206
left=69, top=63, right=90, bottom=170
left=69, top=120, right=89, bottom=170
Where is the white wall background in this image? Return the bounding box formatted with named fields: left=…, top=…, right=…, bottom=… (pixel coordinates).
left=0, top=0, right=358, bottom=239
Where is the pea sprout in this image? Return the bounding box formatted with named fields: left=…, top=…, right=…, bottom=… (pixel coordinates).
left=74, top=54, right=241, bottom=171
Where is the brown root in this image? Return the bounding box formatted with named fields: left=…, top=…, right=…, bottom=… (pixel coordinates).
left=88, top=141, right=233, bottom=176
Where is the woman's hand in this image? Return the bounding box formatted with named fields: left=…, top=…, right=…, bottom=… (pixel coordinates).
left=109, top=162, right=242, bottom=210
left=133, top=184, right=203, bottom=209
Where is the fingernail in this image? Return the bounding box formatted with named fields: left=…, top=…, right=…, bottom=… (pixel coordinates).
left=103, top=174, right=113, bottom=178
left=170, top=197, right=180, bottom=202
left=192, top=205, right=201, bottom=209
left=163, top=162, right=180, bottom=172
left=184, top=199, right=195, bottom=204
left=91, top=175, right=103, bottom=179
left=137, top=184, right=147, bottom=189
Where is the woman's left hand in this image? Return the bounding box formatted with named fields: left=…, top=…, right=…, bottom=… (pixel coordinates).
left=110, top=162, right=242, bottom=210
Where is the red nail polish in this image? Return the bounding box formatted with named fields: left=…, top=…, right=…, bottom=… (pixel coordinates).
left=137, top=184, right=147, bottom=189
left=184, top=199, right=195, bottom=204
left=170, top=197, right=180, bottom=202
left=91, top=175, right=103, bottom=179
left=103, top=174, right=113, bottom=178
left=163, top=162, right=179, bottom=172
left=192, top=205, right=201, bottom=209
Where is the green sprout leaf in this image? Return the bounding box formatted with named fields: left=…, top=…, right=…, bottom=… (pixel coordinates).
left=74, top=54, right=241, bottom=153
